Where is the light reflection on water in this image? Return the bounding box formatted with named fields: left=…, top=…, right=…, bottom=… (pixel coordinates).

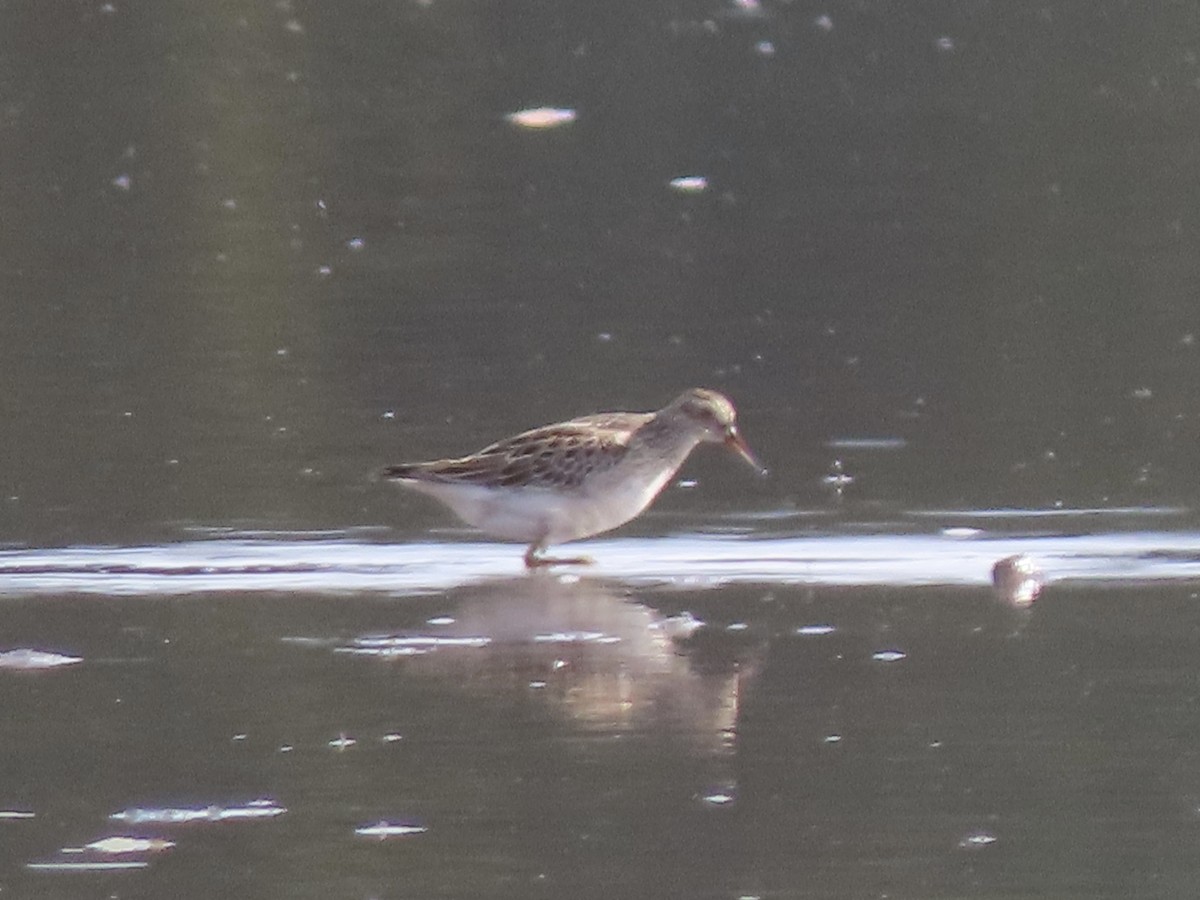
left=2, top=514, right=1200, bottom=596
left=4, top=532, right=1200, bottom=895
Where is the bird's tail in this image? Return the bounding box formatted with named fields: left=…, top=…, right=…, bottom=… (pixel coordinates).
left=380, top=464, right=423, bottom=481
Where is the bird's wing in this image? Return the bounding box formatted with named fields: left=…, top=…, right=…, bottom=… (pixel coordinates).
left=386, top=413, right=650, bottom=489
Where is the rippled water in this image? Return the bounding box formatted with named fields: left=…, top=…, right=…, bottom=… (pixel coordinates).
left=1, top=513, right=1199, bottom=896
left=8, top=1, right=1200, bottom=896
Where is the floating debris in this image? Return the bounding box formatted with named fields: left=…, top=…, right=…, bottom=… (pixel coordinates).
left=329, top=734, right=357, bottom=751
left=668, top=176, right=708, bottom=193
left=795, top=624, right=836, bottom=636
left=658, top=611, right=704, bottom=641
left=78, top=836, right=175, bottom=855
left=872, top=650, right=907, bottom=663
left=355, top=820, right=428, bottom=840
left=110, top=798, right=286, bottom=825
left=958, top=831, right=998, bottom=850
left=0, top=649, right=82, bottom=670
left=0, top=810, right=35, bottom=820
left=505, top=107, right=577, bottom=130
left=991, top=554, right=1043, bottom=606
left=941, top=527, right=982, bottom=538
left=699, top=790, right=736, bottom=806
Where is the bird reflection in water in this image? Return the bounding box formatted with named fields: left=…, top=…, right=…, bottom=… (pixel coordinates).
left=337, top=574, right=760, bottom=759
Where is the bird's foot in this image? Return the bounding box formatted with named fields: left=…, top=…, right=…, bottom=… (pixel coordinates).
left=523, top=547, right=595, bottom=569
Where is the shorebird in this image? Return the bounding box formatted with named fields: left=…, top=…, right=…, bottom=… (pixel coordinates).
left=381, top=388, right=765, bottom=567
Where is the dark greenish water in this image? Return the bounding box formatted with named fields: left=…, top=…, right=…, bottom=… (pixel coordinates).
left=3, top=1, right=1200, bottom=896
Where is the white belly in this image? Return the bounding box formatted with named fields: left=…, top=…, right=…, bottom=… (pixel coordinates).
left=397, top=465, right=676, bottom=546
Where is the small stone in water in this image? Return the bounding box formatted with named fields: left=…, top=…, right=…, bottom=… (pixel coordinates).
left=991, top=554, right=1043, bottom=606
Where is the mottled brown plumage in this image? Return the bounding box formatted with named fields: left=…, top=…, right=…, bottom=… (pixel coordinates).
left=381, top=413, right=649, bottom=490
left=382, top=389, right=764, bottom=567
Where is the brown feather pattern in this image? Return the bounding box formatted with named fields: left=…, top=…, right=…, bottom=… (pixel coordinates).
left=382, top=413, right=652, bottom=490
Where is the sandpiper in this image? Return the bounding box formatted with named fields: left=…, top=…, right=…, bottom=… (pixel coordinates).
left=381, top=388, right=765, bottom=567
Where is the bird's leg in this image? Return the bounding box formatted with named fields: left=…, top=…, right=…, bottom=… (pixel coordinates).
left=523, top=541, right=594, bottom=569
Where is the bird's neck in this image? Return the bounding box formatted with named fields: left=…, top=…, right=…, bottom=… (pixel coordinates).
left=629, top=414, right=703, bottom=470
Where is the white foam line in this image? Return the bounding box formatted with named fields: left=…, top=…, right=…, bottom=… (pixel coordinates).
left=0, top=531, right=1199, bottom=595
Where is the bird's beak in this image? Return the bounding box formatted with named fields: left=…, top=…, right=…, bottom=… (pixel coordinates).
left=725, top=428, right=768, bottom=477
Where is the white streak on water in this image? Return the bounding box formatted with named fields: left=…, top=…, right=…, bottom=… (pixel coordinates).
left=1, top=523, right=1200, bottom=596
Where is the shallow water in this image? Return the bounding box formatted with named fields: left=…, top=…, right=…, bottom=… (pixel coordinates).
left=8, top=1, right=1200, bottom=896
left=2, top=513, right=1200, bottom=897
left=3, top=514, right=1200, bottom=595
left=4, top=522, right=1200, bottom=897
